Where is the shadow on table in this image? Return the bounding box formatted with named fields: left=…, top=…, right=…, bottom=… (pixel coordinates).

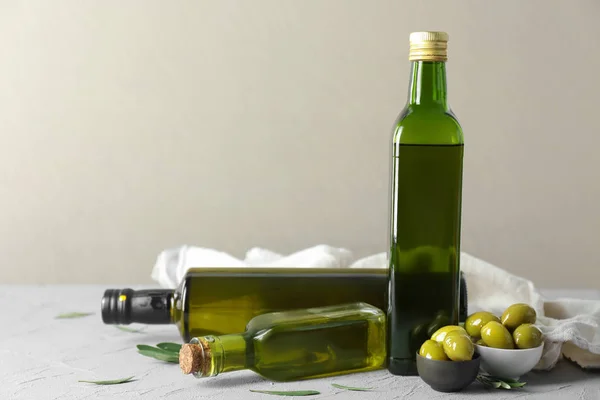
left=457, top=359, right=599, bottom=397
left=526, top=358, right=599, bottom=387
left=196, top=360, right=600, bottom=394
left=199, top=373, right=267, bottom=389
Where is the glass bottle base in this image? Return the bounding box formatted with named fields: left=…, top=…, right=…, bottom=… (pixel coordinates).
left=387, top=358, right=418, bottom=376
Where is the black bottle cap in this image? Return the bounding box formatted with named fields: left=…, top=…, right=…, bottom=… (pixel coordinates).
left=101, top=288, right=175, bottom=325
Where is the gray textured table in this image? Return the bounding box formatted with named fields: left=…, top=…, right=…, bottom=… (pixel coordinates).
left=1, top=286, right=599, bottom=400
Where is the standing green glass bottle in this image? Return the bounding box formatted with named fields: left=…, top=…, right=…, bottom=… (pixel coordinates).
left=387, top=31, right=464, bottom=376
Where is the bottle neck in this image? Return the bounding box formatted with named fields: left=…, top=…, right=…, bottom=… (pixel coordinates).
left=191, top=335, right=248, bottom=377
left=101, top=289, right=176, bottom=325
left=408, top=61, right=448, bottom=109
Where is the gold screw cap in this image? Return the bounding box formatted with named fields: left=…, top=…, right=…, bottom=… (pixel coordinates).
left=409, top=31, right=449, bottom=61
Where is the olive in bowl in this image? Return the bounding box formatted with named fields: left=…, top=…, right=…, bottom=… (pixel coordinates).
left=513, top=324, right=543, bottom=349
left=465, top=311, right=500, bottom=339
left=480, top=321, right=514, bottom=349
left=501, top=303, right=536, bottom=331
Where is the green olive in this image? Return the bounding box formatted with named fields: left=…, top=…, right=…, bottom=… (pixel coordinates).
left=465, top=311, right=501, bottom=339
left=481, top=321, right=514, bottom=349
left=419, top=339, right=449, bottom=361
left=442, top=330, right=474, bottom=361
left=501, top=303, right=536, bottom=331
left=431, top=325, right=467, bottom=343
left=513, top=323, right=543, bottom=349
left=475, top=338, right=488, bottom=347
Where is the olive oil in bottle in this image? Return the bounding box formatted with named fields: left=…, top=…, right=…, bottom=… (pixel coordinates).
left=387, top=32, right=465, bottom=376
left=102, top=267, right=387, bottom=341
left=179, top=302, right=386, bottom=381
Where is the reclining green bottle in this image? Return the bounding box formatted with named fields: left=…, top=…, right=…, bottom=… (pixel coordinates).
left=103, top=267, right=385, bottom=341
left=179, top=302, right=386, bottom=381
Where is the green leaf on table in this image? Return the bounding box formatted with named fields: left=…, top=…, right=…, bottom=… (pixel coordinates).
left=331, top=383, right=373, bottom=391
left=249, top=389, right=321, bottom=396
left=499, top=381, right=512, bottom=390
left=508, top=381, right=527, bottom=388
left=479, top=379, right=501, bottom=389
left=477, top=374, right=526, bottom=390
left=115, top=325, right=146, bottom=333
left=136, top=344, right=179, bottom=363
left=55, top=312, right=94, bottom=319
left=138, top=350, right=178, bottom=363
left=156, top=342, right=182, bottom=353
left=136, top=344, right=177, bottom=354
left=79, top=376, right=135, bottom=385
left=477, top=375, right=499, bottom=388
left=486, top=376, right=527, bottom=387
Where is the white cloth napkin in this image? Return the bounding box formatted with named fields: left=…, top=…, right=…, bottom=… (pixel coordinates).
left=151, top=245, right=600, bottom=370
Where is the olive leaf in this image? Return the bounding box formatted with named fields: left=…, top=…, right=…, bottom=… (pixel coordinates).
left=508, top=381, right=527, bottom=388
left=138, top=350, right=178, bottom=363
left=156, top=342, right=182, bottom=353
left=55, top=312, right=94, bottom=319
left=79, top=376, right=135, bottom=385
left=499, top=381, right=512, bottom=390
left=115, top=325, right=146, bottom=333
left=136, top=344, right=179, bottom=363
left=488, top=380, right=502, bottom=389
left=249, top=390, right=320, bottom=396
left=477, top=374, right=526, bottom=390
left=331, top=383, right=373, bottom=391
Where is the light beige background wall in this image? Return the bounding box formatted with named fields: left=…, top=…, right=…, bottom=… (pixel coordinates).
left=1, top=1, right=598, bottom=287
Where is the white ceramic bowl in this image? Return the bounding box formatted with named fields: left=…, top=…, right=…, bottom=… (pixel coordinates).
left=475, top=343, right=544, bottom=379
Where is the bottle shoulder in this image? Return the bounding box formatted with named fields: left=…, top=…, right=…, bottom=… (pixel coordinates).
left=392, top=106, right=464, bottom=145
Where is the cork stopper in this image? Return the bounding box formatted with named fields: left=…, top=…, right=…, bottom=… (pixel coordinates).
left=179, top=341, right=211, bottom=375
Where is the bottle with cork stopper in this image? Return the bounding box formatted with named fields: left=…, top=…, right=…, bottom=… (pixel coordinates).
left=179, top=302, right=386, bottom=381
